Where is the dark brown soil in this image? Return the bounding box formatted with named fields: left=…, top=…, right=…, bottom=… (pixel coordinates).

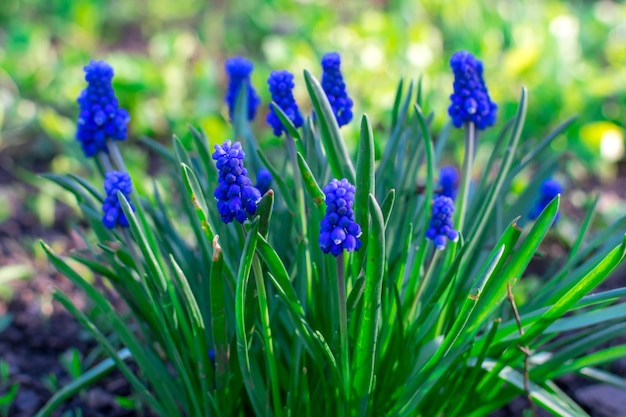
left=0, top=265, right=157, bottom=417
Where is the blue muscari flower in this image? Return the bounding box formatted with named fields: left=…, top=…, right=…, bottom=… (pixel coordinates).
left=224, top=56, right=260, bottom=121
left=102, top=171, right=134, bottom=229
left=266, top=70, right=304, bottom=136
left=321, top=52, right=353, bottom=127
left=76, top=60, right=130, bottom=157
left=448, top=51, right=497, bottom=130
left=426, top=196, right=459, bottom=250
left=438, top=166, right=459, bottom=199
left=529, top=179, right=562, bottom=224
left=212, top=140, right=261, bottom=224
left=319, top=179, right=362, bottom=257
left=208, top=349, right=216, bottom=365
left=255, top=168, right=273, bottom=196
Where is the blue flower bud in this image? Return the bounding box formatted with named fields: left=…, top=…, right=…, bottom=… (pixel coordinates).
left=529, top=179, right=562, bottom=225
left=319, top=179, right=361, bottom=256
left=266, top=70, right=304, bottom=136
left=102, top=171, right=134, bottom=229
left=438, top=166, right=459, bottom=199
left=321, top=52, right=353, bottom=127
left=448, top=51, right=497, bottom=130
left=255, top=168, right=273, bottom=195
left=212, top=140, right=261, bottom=224
left=76, top=60, right=130, bottom=157
left=426, top=196, right=459, bottom=250
left=224, top=56, right=260, bottom=121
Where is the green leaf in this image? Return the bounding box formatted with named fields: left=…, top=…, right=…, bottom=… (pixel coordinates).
left=117, top=192, right=167, bottom=293
left=471, top=196, right=559, bottom=335
left=303, top=69, right=355, bottom=183
left=353, top=194, right=386, bottom=403
left=270, top=102, right=303, bottom=147
left=470, top=359, right=590, bottom=417
left=354, top=115, right=375, bottom=270
left=140, top=136, right=177, bottom=164
left=35, top=349, right=132, bottom=417
left=41, top=243, right=178, bottom=415
left=296, top=152, right=325, bottom=209
left=209, top=236, right=229, bottom=392
left=234, top=219, right=268, bottom=416
left=380, top=189, right=396, bottom=226
left=256, top=189, right=275, bottom=238
left=257, top=149, right=297, bottom=211
left=522, top=235, right=625, bottom=344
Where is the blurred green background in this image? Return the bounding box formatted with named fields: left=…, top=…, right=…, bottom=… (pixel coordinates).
left=0, top=0, right=625, bottom=249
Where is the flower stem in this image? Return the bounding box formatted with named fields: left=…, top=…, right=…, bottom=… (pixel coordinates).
left=286, top=134, right=312, bottom=308
left=107, top=139, right=128, bottom=173
left=456, top=122, right=475, bottom=234
left=336, top=252, right=350, bottom=406
left=408, top=247, right=441, bottom=323
left=96, top=151, right=113, bottom=174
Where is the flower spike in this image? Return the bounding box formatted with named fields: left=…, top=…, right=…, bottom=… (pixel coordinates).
left=102, top=171, right=134, bottom=229
left=426, top=196, right=459, bottom=250
left=224, top=56, right=261, bottom=121
left=76, top=60, right=130, bottom=157
left=448, top=51, right=497, bottom=130
left=266, top=70, right=304, bottom=136
left=321, top=52, right=353, bottom=127
left=212, top=140, right=261, bottom=224
left=319, top=178, right=362, bottom=256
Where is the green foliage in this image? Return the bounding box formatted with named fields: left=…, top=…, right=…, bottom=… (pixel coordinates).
left=0, top=360, right=18, bottom=417
left=39, top=54, right=626, bottom=417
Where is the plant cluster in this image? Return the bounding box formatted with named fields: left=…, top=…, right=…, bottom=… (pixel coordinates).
left=39, top=49, right=625, bottom=417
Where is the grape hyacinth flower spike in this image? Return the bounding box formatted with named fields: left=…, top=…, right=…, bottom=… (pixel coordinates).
left=321, top=52, right=353, bottom=127
left=319, top=179, right=362, bottom=256
left=102, top=171, right=134, bottom=229
left=438, top=166, right=459, bottom=199
left=76, top=60, right=130, bottom=157
left=255, top=168, right=273, bottom=196
left=224, top=56, right=261, bottom=121
left=212, top=140, right=262, bottom=224
left=529, top=179, right=563, bottom=225
left=448, top=51, right=498, bottom=130
left=266, top=70, right=304, bottom=136
left=426, top=196, right=459, bottom=250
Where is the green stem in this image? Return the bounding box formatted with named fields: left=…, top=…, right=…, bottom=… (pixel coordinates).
left=408, top=248, right=441, bottom=323
left=286, top=133, right=311, bottom=401
left=456, top=122, right=475, bottom=234
left=107, top=139, right=128, bottom=172
left=96, top=151, right=113, bottom=174
left=336, top=252, right=350, bottom=407
left=252, top=255, right=283, bottom=417
left=286, top=134, right=312, bottom=308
